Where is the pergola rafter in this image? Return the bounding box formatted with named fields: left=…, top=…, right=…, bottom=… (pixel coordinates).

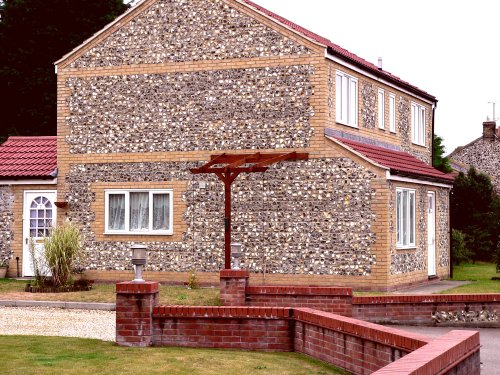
left=190, top=152, right=309, bottom=269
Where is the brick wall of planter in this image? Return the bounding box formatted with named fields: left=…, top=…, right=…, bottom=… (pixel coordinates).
left=116, top=281, right=481, bottom=375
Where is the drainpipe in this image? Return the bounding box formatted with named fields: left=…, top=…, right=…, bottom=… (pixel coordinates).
left=449, top=189, right=453, bottom=279
left=431, top=102, right=436, bottom=166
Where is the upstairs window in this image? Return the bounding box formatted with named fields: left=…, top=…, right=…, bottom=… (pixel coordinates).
left=411, top=103, right=426, bottom=146
left=378, top=89, right=385, bottom=129
left=105, top=189, right=173, bottom=235
left=336, top=70, right=358, bottom=127
left=389, top=94, right=396, bottom=133
left=396, top=188, right=416, bottom=248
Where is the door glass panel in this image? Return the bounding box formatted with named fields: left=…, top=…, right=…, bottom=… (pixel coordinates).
left=29, top=196, right=53, bottom=238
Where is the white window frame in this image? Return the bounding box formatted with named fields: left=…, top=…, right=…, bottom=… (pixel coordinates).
left=378, top=89, right=385, bottom=130
left=411, top=102, right=426, bottom=146
left=396, top=188, right=416, bottom=249
left=104, top=189, right=173, bottom=235
left=389, top=93, right=396, bottom=133
left=336, top=70, right=358, bottom=127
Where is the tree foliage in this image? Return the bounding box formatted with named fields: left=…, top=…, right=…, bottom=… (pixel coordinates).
left=432, top=134, right=452, bottom=173
left=0, top=0, right=129, bottom=139
left=451, top=167, right=500, bottom=262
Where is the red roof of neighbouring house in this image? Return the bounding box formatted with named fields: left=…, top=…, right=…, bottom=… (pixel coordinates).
left=241, top=0, right=436, bottom=101
left=0, top=136, right=57, bottom=178
left=331, top=136, right=454, bottom=183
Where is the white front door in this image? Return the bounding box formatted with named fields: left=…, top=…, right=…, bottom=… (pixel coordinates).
left=427, top=191, right=436, bottom=276
left=22, top=191, right=57, bottom=277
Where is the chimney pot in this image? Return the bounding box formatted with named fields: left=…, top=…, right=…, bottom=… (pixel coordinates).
left=483, top=121, right=496, bottom=141
left=377, top=57, right=383, bottom=70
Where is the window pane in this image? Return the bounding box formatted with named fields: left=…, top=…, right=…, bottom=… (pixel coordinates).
left=378, top=91, right=384, bottom=129
left=409, top=192, right=415, bottom=245
left=130, top=192, right=149, bottom=231
left=411, top=106, right=417, bottom=142
left=396, top=191, right=401, bottom=245
left=420, top=107, right=425, bottom=145
left=402, top=190, right=408, bottom=246
left=336, top=74, right=343, bottom=121
left=349, top=79, right=357, bottom=124
left=153, top=194, right=169, bottom=230
left=342, top=75, right=348, bottom=122
left=389, top=96, right=396, bottom=132
left=108, top=194, right=125, bottom=230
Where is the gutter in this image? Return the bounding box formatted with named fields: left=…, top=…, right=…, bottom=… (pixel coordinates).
left=0, top=178, right=57, bottom=186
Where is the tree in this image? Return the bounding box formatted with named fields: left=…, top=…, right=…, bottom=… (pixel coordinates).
left=0, top=0, right=129, bottom=139
left=432, top=134, right=452, bottom=173
left=451, top=167, right=500, bottom=262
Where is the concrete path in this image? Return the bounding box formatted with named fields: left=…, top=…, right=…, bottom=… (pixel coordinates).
left=394, top=325, right=497, bottom=375
left=391, top=280, right=470, bottom=294
left=0, top=299, right=115, bottom=310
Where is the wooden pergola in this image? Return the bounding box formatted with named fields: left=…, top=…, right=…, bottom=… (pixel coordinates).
left=190, top=152, right=309, bottom=269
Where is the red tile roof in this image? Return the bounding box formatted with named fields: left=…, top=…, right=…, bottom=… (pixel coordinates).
left=241, top=0, right=436, bottom=101
left=332, top=136, right=454, bottom=183
left=0, top=136, right=57, bottom=178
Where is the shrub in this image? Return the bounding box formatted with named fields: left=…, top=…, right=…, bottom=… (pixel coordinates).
left=187, top=268, right=199, bottom=289
left=44, top=223, right=83, bottom=287
left=451, top=229, right=473, bottom=265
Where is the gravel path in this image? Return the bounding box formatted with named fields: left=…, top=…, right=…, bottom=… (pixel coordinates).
left=0, top=306, right=115, bottom=341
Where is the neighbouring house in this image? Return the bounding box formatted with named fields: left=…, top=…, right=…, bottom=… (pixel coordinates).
left=4, top=0, right=453, bottom=290
left=0, top=136, right=57, bottom=277
left=448, top=121, right=500, bottom=192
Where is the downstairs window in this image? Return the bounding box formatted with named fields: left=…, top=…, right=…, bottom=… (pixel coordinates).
left=105, top=189, right=173, bottom=235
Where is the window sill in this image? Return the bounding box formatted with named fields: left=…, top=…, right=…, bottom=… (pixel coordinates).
left=336, top=120, right=358, bottom=129
left=104, top=231, right=173, bottom=236
left=411, top=142, right=427, bottom=148
left=396, top=246, right=417, bottom=251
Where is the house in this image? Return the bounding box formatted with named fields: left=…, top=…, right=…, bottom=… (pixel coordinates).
left=0, top=136, right=57, bottom=277
left=4, top=0, right=453, bottom=290
left=448, top=121, right=500, bottom=192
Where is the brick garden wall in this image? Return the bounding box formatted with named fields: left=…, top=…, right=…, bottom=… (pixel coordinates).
left=352, top=294, right=500, bottom=327
left=116, top=281, right=481, bottom=375
left=220, top=272, right=500, bottom=327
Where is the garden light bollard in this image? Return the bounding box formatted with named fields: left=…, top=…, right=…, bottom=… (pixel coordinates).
left=231, top=243, right=243, bottom=270
left=131, top=244, right=147, bottom=283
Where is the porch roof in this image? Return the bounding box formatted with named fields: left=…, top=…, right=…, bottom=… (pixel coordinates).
left=329, top=135, right=455, bottom=184
left=0, top=136, right=57, bottom=178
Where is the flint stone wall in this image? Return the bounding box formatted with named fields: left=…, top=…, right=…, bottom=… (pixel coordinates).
left=450, top=138, right=500, bottom=193
left=437, top=189, right=450, bottom=268
left=0, top=186, right=14, bottom=264
left=66, top=65, right=314, bottom=154
left=65, top=158, right=377, bottom=276
left=361, top=81, right=376, bottom=129
left=69, top=0, right=310, bottom=68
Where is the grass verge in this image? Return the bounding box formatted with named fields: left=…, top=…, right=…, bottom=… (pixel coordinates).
left=440, top=262, right=500, bottom=294
left=0, top=335, right=350, bottom=375
left=0, top=279, right=220, bottom=305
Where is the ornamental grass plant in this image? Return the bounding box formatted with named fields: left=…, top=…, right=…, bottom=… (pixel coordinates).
left=43, top=223, right=83, bottom=288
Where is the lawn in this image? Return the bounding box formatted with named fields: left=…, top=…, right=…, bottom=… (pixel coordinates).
left=0, top=336, right=349, bottom=375
left=440, top=262, right=500, bottom=294
left=0, top=278, right=220, bottom=305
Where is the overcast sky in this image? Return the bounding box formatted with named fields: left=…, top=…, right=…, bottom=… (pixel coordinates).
left=250, top=0, right=500, bottom=154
